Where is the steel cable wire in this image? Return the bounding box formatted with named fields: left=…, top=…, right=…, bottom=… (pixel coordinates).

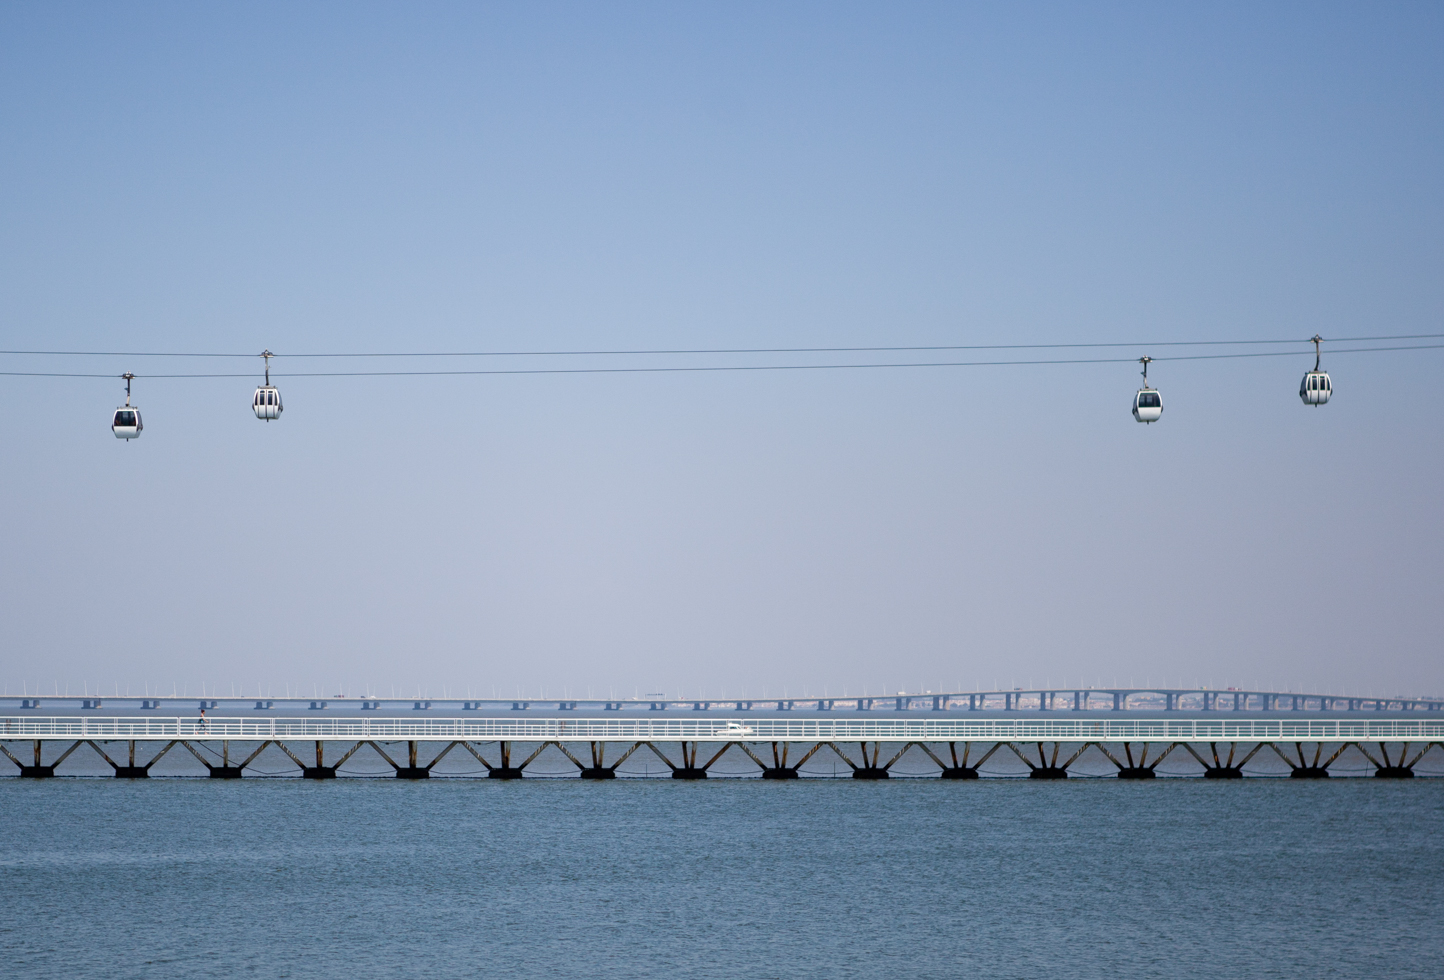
left=2, top=342, right=1440, bottom=379
left=3, top=332, right=1442, bottom=359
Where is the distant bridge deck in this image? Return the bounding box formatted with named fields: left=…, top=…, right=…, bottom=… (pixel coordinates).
left=6, top=687, right=1440, bottom=714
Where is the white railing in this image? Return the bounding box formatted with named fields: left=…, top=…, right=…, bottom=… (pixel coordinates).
left=2, top=716, right=1442, bottom=743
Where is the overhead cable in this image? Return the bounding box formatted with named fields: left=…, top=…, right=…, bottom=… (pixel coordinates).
left=2, top=332, right=1442, bottom=360
left=1, top=342, right=1440, bottom=380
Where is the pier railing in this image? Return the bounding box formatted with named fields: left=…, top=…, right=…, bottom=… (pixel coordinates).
left=3, top=716, right=1442, bottom=743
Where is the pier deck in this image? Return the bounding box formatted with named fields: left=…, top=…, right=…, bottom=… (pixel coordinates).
left=4, top=714, right=1442, bottom=743
left=3, top=711, right=1440, bottom=780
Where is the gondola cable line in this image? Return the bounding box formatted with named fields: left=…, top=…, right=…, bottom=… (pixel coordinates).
left=2, top=340, right=1441, bottom=379
left=0, top=336, right=1437, bottom=434
left=3, top=331, right=1442, bottom=359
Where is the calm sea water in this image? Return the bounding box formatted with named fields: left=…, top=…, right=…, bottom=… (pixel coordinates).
left=2, top=778, right=1441, bottom=979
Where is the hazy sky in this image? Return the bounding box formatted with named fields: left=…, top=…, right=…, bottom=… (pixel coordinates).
left=2, top=2, right=1441, bottom=701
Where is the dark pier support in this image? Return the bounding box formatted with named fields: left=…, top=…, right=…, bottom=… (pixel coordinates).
left=1, top=739, right=84, bottom=778
left=118, top=740, right=147, bottom=778
left=576, top=737, right=623, bottom=778
left=918, top=741, right=1003, bottom=778
left=1356, top=742, right=1432, bottom=778
left=457, top=740, right=538, bottom=778
left=1181, top=742, right=1262, bottom=778
left=399, top=739, right=432, bottom=779
left=274, top=740, right=360, bottom=778
left=491, top=740, right=528, bottom=779
left=738, top=741, right=824, bottom=779
left=850, top=740, right=891, bottom=778
left=1006, top=741, right=1084, bottom=778
left=1268, top=742, right=1346, bottom=778
left=86, top=739, right=176, bottom=778
left=305, top=739, right=338, bottom=779
left=1097, top=742, right=1177, bottom=778
left=554, top=740, right=641, bottom=778
left=642, top=741, right=732, bottom=778
left=828, top=741, right=913, bottom=778
left=206, top=737, right=248, bottom=779
left=290, top=739, right=459, bottom=778
left=178, top=739, right=272, bottom=778
left=365, top=740, right=459, bottom=778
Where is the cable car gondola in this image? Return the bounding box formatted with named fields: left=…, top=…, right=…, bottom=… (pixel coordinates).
left=112, top=372, right=142, bottom=440
left=252, top=349, right=283, bottom=420
left=1132, top=356, right=1162, bottom=423
left=1299, top=334, right=1331, bottom=406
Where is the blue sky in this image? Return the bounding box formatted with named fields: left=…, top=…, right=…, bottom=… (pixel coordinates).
left=1, top=2, right=1441, bottom=700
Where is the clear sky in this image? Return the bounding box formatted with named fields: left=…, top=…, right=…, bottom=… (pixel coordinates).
left=1, top=2, right=1440, bottom=702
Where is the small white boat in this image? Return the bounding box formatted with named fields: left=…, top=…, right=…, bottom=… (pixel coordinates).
left=713, top=722, right=755, bottom=739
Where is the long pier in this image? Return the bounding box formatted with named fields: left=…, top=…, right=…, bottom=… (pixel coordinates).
left=6, top=714, right=1443, bottom=742
left=4, top=710, right=1441, bottom=780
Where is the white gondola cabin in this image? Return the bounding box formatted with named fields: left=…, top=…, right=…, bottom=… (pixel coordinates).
left=112, top=406, right=142, bottom=439
left=1132, top=356, right=1162, bottom=423
left=112, top=373, right=142, bottom=440
left=1299, top=371, right=1331, bottom=405
left=1132, top=388, right=1162, bottom=423
left=1299, top=336, right=1331, bottom=406
left=253, top=385, right=283, bottom=420
left=252, top=350, right=283, bottom=420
